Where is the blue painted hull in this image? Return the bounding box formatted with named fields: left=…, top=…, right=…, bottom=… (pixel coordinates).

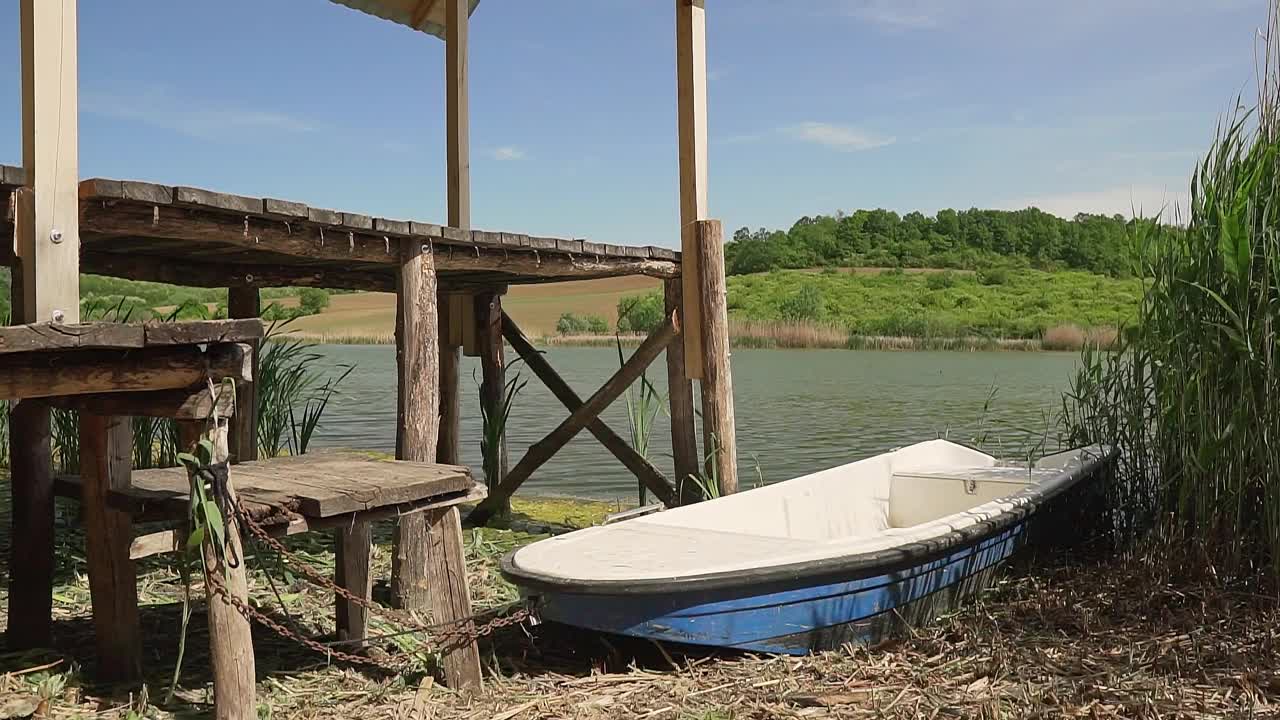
left=526, top=523, right=1025, bottom=655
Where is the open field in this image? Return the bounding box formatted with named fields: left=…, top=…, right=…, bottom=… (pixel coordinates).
left=281, top=267, right=1137, bottom=350
left=1, top=485, right=1275, bottom=719
left=286, top=276, right=662, bottom=341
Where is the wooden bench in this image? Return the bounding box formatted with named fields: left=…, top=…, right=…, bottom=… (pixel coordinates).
left=56, top=450, right=486, bottom=672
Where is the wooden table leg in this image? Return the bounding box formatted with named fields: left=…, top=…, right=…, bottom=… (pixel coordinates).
left=424, top=505, right=483, bottom=689
left=334, top=520, right=372, bottom=642
left=79, top=414, right=142, bottom=684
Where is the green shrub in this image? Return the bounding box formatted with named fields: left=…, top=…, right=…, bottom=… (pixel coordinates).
left=298, top=288, right=331, bottom=315
left=586, top=315, right=610, bottom=334
left=977, top=267, right=1010, bottom=285
left=925, top=271, right=958, bottom=290
left=556, top=312, right=609, bottom=335
left=617, top=292, right=665, bottom=333
left=779, top=284, right=825, bottom=322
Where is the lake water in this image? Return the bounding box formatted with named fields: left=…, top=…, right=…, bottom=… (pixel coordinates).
left=306, top=345, right=1081, bottom=501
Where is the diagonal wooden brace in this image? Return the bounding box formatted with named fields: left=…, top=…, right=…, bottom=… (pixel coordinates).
left=469, top=317, right=679, bottom=525
left=501, top=312, right=678, bottom=507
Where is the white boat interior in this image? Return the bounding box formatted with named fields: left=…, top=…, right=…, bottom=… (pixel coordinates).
left=508, top=440, right=1105, bottom=583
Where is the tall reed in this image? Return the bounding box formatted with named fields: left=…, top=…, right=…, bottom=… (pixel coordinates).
left=1062, top=1, right=1280, bottom=583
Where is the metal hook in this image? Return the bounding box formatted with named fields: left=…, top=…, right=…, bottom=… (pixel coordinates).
left=285, top=221, right=292, bottom=235
left=243, top=216, right=250, bottom=238
left=319, top=227, right=325, bottom=246
left=152, top=206, right=160, bottom=227
left=384, top=236, right=391, bottom=254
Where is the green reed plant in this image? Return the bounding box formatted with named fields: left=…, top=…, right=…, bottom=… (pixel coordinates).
left=615, top=333, right=667, bottom=505
left=477, top=359, right=528, bottom=518
left=1062, top=1, right=1280, bottom=583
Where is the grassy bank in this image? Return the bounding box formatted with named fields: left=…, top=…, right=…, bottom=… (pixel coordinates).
left=2, top=485, right=1273, bottom=719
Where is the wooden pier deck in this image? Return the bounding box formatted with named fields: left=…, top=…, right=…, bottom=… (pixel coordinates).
left=0, top=165, right=680, bottom=292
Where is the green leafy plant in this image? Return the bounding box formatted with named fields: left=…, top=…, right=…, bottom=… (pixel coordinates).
left=615, top=330, right=667, bottom=504
left=477, top=360, right=529, bottom=517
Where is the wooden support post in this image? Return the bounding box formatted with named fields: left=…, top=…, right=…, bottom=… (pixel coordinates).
left=663, top=278, right=701, bottom=502
left=5, top=239, right=55, bottom=647
left=178, top=420, right=256, bottom=720
left=79, top=414, right=142, bottom=683
left=19, top=0, right=81, bottom=325
left=334, top=520, right=372, bottom=642
left=5, top=399, right=53, bottom=649
left=470, top=319, right=680, bottom=526
left=423, top=505, right=483, bottom=689
left=476, top=291, right=509, bottom=514
left=391, top=239, right=442, bottom=612
left=676, top=0, right=709, bottom=378
left=438, top=291, right=461, bottom=464
left=693, top=220, right=737, bottom=496
left=227, top=287, right=259, bottom=464
left=502, top=313, right=678, bottom=507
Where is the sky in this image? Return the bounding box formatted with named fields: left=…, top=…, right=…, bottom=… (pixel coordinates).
left=0, top=0, right=1269, bottom=247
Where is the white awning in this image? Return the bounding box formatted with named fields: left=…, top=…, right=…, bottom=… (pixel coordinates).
left=329, top=0, right=480, bottom=39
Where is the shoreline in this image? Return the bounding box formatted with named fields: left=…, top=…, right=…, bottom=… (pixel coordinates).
left=283, top=330, right=1101, bottom=352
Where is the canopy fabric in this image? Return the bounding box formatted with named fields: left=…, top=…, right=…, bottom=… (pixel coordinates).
left=329, top=0, right=480, bottom=39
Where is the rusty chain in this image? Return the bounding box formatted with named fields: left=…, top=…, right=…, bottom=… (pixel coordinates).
left=200, top=498, right=532, bottom=675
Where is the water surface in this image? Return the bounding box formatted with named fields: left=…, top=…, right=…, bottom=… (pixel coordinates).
left=308, top=346, right=1079, bottom=500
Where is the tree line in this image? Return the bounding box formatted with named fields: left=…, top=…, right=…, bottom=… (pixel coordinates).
left=725, top=207, right=1157, bottom=277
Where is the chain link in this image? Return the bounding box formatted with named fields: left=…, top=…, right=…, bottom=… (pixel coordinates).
left=201, top=499, right=532, bottom=676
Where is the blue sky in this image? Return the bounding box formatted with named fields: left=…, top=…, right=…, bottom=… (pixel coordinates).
left=0, top=0, right=1267, bottom=247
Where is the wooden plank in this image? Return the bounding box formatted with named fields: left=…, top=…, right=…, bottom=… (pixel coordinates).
left=375, top=217, right=411, bottom=236
left=334, top=520, right=373, bottom=642
left=79, top=414, right=142, bottom=683
left=263, top=198, right=308, bottom=218
left=476, top=292, right=508, bottom=514
left=227, top=289, right=260, bottom=464
left=502, top=313, right=677, bottom=507
left=342, top=212, right=374, bottom=230
left=5, top=398, right=53, bottom=649
left=128, top=485, right=486, bottom=560
left=21, top=0, right=81, bottom=324
left=0, top=342, right=253, bottom=401
left=676, top=0, right=709, bottom=378
left=663, top=278, right=701, bottom=502
left=391, top=234, right=442, bottom=612
left=424, top=505, right=483, bottom=689
left=307, top=206, right=342, bottom=225
left=83, top=250, right=395, bottom=292
left=410, top=220, right=443, bottom=237
left=174, top=186, right=263, bottom=214
left=80, top=204, right=680, bottom=280
left=78, top=178, right=123, bottom=200
left=120, top=180, right=173, bottom=205
left=693, top=220, right=737, bottom=495
left=650, top=246, right=679, bottom=261
left=144, top=318, right=263, bottom=347
left=179, top=420, right=256, bottom=720
left=469, top=318, right=678, bottom=525
left=1, top=164, right=27, bottom=186
left=0, top=321, right=143, bottom=354
left=47, top=385, right=235, bottom=419
left=581, top=241, right=606, bottom=256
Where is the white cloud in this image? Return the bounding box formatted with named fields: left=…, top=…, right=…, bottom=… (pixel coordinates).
left=84, top=88, right=315, bottom=140
left=490, top=146, right=527, bottom=161
left=787, top=122, right=896, bottom=151
left=1003, top=184, right=1188, bottom=222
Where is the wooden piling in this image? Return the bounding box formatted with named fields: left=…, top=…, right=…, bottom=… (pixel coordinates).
left=79, top=414, right=142, bottom=683
left=663, top=278, right=701, bottom=502
left=179, top=420, right=256, bottom=720
left=692, top=219, right=737, bottom=496
left=476, top=291, right=508, bottom=513
left=423, top=505, right=483, bottom=690
left=5, top=399, right=54, bottom=649
left=227, top=287, right=259, bottom=464
left=335, top=520, right=373, bottom=642
left=392, top=238, right=441, bottom=612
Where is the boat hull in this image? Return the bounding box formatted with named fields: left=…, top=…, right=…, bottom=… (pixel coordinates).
left=528, top=521, right=1023, bottom=655
left=507, top=443, right=1114, bottom=655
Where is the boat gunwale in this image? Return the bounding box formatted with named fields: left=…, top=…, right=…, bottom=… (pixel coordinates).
left=500, top=447, right=1116, bottom=596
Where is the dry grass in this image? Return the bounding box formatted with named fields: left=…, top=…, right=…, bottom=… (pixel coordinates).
left=286, top=278, right=662, bottom=341
left=2, top=482, right=1277, bottom=719
left=729, top=319, right=850, bottom=349
left=1041, top=324, right=1119, bottom=351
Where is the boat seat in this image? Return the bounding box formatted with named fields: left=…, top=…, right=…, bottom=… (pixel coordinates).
left=887, top=466, right=1056, bottom=528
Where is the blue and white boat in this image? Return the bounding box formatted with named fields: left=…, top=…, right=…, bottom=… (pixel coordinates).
left=501, top=440, right=1114, bottom=654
